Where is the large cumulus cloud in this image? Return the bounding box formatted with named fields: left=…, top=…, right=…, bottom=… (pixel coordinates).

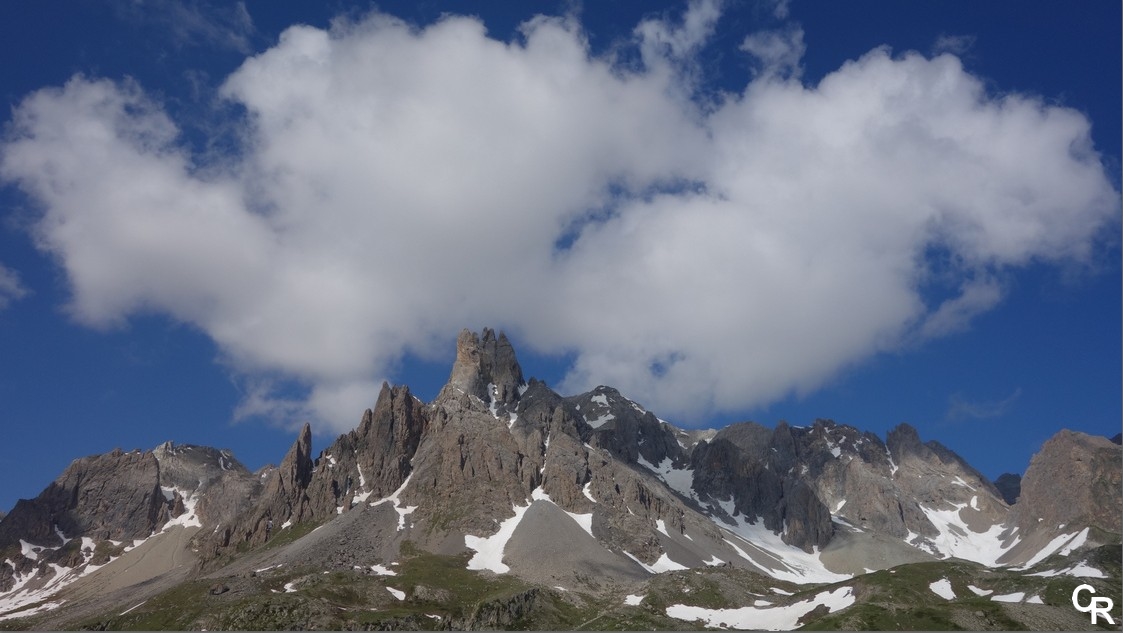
left=2, top=4, right=1117, bottom=431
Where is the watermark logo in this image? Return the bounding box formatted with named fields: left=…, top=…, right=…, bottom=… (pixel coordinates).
left=1072, top=584, right=1115, bottom=625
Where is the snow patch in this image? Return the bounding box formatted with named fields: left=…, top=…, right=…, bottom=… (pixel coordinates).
left=928, top=578, right=955, bottom=600
left=655, top=519, right=669, bottom=536
left=623, top=551, right=689, bottom=574
left=582, top=482, right=597, bottom=503
left=624, top=594, right=645, bottom=606
left=351, top=464, right=373, bottom=504
left=1014, top=527, right=1088, bottom=570
left=1026, top=594, right=1044, bottom=604
left=385, top=587, right=405, bottom=601
left=119, top=601, right=147, bottom=615
left=908, top=502, right=1009, bottom=565
left=464, top=500, right=531, bottom=574
left=585, top=412, right=615, bottom=428
left=991, top=591, right=1025, bottom=603
left=951, top=475, right=975, bottom=490
left=636, top=455, right=695, bottom=499
left=1026, top=561, right=1107, bottom=578
left=530, top=487, right=593, bottom=537
left=0, top=600, right=62, bottom=622
left=666, top=586, right=855, bottom=631
left=370, top=474, right=418, bottom=531
left=161, top=487, right=203, bottom=530
left=714, top=507, right=851, bottom=584
left=18, top=541, right=39, bottom=561
left=370, top=564, right=397, bottom=576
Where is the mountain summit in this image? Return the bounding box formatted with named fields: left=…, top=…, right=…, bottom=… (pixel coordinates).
left=443, top=327, right=526, bottom=408
left=0, top=329, right=1119, bottom=630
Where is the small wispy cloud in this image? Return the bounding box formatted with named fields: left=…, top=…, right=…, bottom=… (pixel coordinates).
left=114, top=0, right=257, bottom=54
left=946, top=387, right=1022, bottom=422
left=933, top=33, right=976, bottom=57
left=0, top=263, right=28, bottom=310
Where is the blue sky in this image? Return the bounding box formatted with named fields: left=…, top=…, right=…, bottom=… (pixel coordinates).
left=0, top=0, right=1118, bottom=514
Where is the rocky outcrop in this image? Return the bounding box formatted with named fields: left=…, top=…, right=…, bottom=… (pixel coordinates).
left=443, top=328, right=525, bottom=410
left=152, top=441, right=260, bottom=528
left=690, top=423, right=834, bottom=552
left=1011, top=430, right=1122, bottom=534
left=301, top=383, right=428, bottom=518
left=571, top=386, right=684, bottom=468
left=0, top=449, right=166, bottom=548
left=205, top=424, right=316, bottom=553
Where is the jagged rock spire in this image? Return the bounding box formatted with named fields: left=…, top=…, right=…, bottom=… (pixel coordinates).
left=442, top=328, right=525, bottom=406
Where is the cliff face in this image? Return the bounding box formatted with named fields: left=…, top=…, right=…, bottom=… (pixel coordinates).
left=0, top=449, right=166, bottom=548
left=1011, top=430, right=1122, bottom=535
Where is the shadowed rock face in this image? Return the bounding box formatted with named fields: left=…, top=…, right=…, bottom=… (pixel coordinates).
left=690, top=423, right=835, bottom=552
left=994, top=473, right=1022, bottom=505
left=0, top=450, right=166, bottom=547
left=1012, top=430, right=1122, bottom=534
left=569, top=385, right=684, bottom=468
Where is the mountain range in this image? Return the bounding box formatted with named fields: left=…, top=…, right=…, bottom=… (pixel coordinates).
left=0, top=328, right=1119, bottom=630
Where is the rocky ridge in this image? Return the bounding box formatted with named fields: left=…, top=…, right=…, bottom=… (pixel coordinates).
left=0, top=328, right=1119, bottom=630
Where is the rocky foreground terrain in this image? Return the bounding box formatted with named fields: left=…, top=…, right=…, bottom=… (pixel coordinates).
left=0, top=328, right=1119, bottom=630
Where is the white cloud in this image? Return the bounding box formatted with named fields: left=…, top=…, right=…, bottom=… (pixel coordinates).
left=1, top=9, right=1117, bottom=431
left=740, top=26, right=805, bottom=79
left=635, top=0, right=723, bottom=62
left=0, top=263, right=28, bottom=310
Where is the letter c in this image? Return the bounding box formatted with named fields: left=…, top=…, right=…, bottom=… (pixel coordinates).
left=1072, top=584, right=1095, bottom=612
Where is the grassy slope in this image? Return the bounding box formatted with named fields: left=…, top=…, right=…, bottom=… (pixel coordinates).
left=4, top=536, right=1119, bottom=630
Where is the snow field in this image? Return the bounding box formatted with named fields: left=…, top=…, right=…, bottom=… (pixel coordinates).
left=713, top=500, right=850, bottom=585
left=1026, top=561, right=1107, bottom=578
left=665, top=586, right=855, bottom=630
left=991, top=591, right=1025, bottom=603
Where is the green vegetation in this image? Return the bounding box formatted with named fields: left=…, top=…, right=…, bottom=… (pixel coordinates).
left=26, top=542, right=1123, bottom=630
left=69, top=541, right=604, bottom=630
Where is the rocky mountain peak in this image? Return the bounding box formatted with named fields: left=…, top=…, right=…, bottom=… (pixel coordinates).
left=283, top=423, right=314, bottom=491
left=442, top=327, right=525, bottom=410
left=1012, top=429, right=1122, bottom=534
left=885, top=422, right=923, bottom=459
left=994, top=473, right=1022, bottom=505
